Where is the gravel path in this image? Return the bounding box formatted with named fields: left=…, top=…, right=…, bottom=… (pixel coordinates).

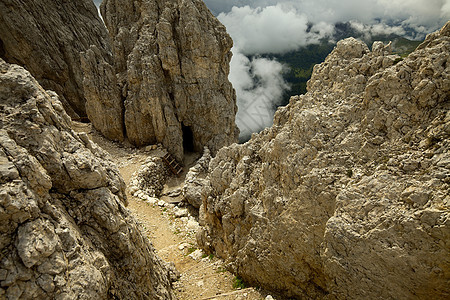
left=73, top=122, right=265, bottom=300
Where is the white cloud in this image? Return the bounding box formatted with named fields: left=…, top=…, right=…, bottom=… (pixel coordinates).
left=230, top=48, right=289, bottom=141
left=218, top=5, right=333, bottom=55
left=349, top=21, right=406, bottom=41
left=212, top=0, right=449, bottom=139
left=206, top=0, right=448, bottom=33
left=442, top=0, right=450, bottom=17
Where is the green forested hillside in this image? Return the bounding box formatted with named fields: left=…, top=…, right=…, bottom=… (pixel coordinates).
left=266, top=42, right=335, bottom=104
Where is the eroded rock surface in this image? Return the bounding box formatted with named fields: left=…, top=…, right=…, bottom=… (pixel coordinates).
left=100, top=0, right=238, bottom=160
left=195, top=24, right=450, bottom=299
left=0, top=59, right=174, bottom=299
left=183, top=147, right=212, bottom=208
left=0, top=0, right=112, bottom=119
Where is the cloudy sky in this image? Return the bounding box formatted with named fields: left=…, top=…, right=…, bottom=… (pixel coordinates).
left=203, top=0, right=449, bottom=139
left=94, top=0, right=449, bottom=140
left=205, top=0, right=449, bottom=28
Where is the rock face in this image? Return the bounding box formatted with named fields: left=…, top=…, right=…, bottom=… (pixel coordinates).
left=100, top=0, right=238, bottom=161
left=195, top=23, right=450, bottom=299
left=0, top=59, right=174, bottom=299
left=0, top=0, right=237, bottom=158
left=0, top=0, right=112, bottom=119
left=80, top=45, right=125, bottom=142
left=184, top=147, right=212, bottom=208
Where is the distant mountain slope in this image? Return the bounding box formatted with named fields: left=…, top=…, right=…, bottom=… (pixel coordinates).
left=264, top=22, right=424, bottom=103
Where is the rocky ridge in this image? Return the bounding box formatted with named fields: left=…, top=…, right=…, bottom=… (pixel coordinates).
left=98, top=0, right=238, bottom=160
left=0, top=0, right=238, bottom=160
left=0, top=0, right=112, bottom=119
left=193, top=23, right=450, bottom=299
left=0, top=59, right=174, bottom=299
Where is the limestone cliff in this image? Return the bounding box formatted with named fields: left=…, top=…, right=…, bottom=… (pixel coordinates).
left=0, top=59, right=174, bottom=299
left=0, top=0, right=112, bottom=119
left=99, top=0, right=238, bottom=161
left=193, top=23, right=450, bottom=299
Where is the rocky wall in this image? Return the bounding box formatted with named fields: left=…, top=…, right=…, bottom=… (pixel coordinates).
left=194, top=23, right=450, bottom=299
left=0, top=59, right=174, bottom=299
left=0, top=0, right=112, bottom=119
left=100, top=0, right=238, bottom=160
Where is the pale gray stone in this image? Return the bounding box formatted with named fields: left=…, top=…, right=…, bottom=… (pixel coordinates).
left=194, top=22, right=450, bottom=299
left=0, top=59, right=174, bottom=299
left=100, top=0, right=239, bottom=160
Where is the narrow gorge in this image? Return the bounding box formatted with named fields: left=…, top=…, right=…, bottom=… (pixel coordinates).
left=0, top=0, right=449, bottom=299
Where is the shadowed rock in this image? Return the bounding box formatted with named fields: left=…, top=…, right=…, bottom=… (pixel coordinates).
left=0, top=0, right=112, bottom=119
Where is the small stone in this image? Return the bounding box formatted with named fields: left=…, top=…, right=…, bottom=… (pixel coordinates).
left=158, top=200, right=166, bottom=207
left=188, top=249, right=203, bottom=261
left=147, top=197, right=158, bottom=205
left=186, top=219, right=200, bottom=231
left=129, top=186, right=139, bottom=195
left=178, top=243, right=190, bottom=251
left=174, top=208, right=188, bottom=218
left=402, top=159, right=420, bottom=172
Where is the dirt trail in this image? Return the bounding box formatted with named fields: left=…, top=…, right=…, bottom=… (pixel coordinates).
left=72, top=122, right=265, bottom=300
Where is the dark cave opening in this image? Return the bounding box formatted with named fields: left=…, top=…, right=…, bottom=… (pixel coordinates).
left=77, top=116, right=91, bottom=123
left=0, top=38, right=5, bottom=58
left=182, top=124, right=195, bottom=153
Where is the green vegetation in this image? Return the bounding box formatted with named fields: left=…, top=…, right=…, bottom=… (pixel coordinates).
left=232, top=276, right=247, bottom=289
left=346, top=169, right=353, bottom=178
left=201, top=253, right=215, bottom=260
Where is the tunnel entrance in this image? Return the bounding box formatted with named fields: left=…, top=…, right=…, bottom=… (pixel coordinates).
left=182, top=124, right=195, bottom=153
